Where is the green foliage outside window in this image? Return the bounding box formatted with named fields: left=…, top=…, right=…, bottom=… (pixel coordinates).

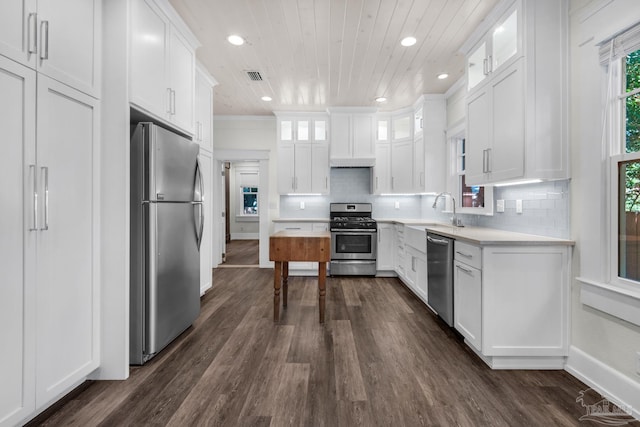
left=623, top=50, right=640, bottom=211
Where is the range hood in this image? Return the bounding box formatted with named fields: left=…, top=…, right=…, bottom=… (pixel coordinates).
left=330, top=157, right=376, bottom=167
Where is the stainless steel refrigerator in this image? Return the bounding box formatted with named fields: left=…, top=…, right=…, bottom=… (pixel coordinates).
left=130, top=122, right=203, bottom=365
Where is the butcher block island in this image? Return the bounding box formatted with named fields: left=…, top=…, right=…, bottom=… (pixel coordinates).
left=269, top=230, right=331, bottom=323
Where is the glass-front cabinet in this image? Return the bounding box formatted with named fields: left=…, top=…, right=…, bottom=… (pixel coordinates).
left=467, top=3, right=520, bottom=92
left=276, top=114, right=330, bottom=194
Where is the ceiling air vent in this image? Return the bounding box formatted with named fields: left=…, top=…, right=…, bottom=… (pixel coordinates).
left=246, top=71, right=263, bottom=81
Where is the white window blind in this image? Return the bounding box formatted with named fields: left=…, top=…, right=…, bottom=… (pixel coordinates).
left=599, top=21, right=640, bottom=64
left=238, top=172, right=258, bottom=188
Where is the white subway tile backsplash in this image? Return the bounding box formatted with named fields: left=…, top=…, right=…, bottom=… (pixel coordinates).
left=279, top=168, right=570, bottom=239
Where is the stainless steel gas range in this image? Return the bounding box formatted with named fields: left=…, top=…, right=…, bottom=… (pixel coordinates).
left=329, top=203, right=377, bottom=276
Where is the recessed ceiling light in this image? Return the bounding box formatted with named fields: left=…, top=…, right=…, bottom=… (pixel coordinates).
left=227, top=34, right=245, bottom=46
left=261, top=96, right=272, bottom=102
left=400, top=36, right=417, bottom=47
left=375, top=97, right=387, bottom=103
left=437, top=73, right=449, bottom=80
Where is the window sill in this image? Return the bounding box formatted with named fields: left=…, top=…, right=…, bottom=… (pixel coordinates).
left=236, top=215, right=259, bottom=222
left=578, top=277, right=640, bottom=327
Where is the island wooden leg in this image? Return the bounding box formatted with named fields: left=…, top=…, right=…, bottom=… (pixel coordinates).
left=318, top=261, right=326, bottom=323
left=274, top=261, right=281, bottom=322
left=283, top=261, right=289, bottom=307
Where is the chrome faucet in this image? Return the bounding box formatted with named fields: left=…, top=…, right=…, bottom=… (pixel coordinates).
left=432, top=192, right=463, bottom=227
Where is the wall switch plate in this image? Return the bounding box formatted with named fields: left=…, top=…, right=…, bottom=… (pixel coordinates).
left=300, top=201, right=305, bottom=210
left=496, top=199, right=505, bottom=213
left=395, top=201, right=400, bottom=209
left=516, top=199, right=523, bottom=214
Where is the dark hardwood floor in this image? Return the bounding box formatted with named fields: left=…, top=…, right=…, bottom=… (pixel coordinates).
left=31, top=268, right=633, bottom=426
left=224, top=239, right=259, bottom=266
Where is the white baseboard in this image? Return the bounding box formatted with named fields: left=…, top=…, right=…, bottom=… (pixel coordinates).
left=565, top=345, right=640, bottom=421
left=230, top=233, right=259, bottom=240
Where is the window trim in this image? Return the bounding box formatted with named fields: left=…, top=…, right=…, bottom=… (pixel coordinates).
left=447, top=123, right=494, bottom=215
left=580, top=35, right=640, bottom=327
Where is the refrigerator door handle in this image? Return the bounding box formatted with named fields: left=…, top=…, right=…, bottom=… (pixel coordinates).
left=194, top=159, right=204, bottom=250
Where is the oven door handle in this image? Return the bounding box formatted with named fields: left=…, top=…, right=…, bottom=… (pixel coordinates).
left=330, top=230, right=377, bottom=234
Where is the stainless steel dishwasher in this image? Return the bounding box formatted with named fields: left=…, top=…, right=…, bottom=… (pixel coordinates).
left=427, top=232, right=454, bottom=326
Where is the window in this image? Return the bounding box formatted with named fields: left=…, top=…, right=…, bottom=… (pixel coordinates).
left=235, top=167, right=259, bottom=219
left=579, top=22, right=640, bottom=328
left=449, top=126, right=493, bottom=214
left=609, top=47, right=640, bottom=284
left=241, top=186, right=258, bottom=215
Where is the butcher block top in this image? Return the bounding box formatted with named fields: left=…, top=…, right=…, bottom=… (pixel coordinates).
left=269, top=230, right=331, bottom=262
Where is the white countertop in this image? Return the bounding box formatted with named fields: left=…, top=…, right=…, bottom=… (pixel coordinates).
left=376, top=219, right=573, bottom=245
left=421, top=224, right=574, bottom=246
left=273, top=218, right=573, bottom=245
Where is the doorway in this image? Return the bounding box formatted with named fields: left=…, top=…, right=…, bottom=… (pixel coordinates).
left=221, top=160, right=260, bottom=267
left=212, top=149, right=270, bottom=270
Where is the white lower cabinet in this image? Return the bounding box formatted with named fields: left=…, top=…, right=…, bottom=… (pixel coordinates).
left=273, top=222, right=328, bottom=275
left=0, top=56, right=100, bottom=426
left=452, top=239, right=571, bottom=369
left=403, top=226, right=427, bottom=303
left=454, top=258, right=482, bottom=352
left=376, top=223, right=395, bottom=272
left=394, top=225, right=406, bottom=279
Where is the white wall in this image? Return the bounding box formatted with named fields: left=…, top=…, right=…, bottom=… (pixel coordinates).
left=567, top=0, right=640, bottom=413
left=212, top=116, right=276, bottom=266
left=213, top=116, right=278, bottom=224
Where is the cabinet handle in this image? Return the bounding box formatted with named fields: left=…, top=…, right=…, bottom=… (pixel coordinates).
left=39, top=20, right=49, bottom=60
left=41, top=166, right=49, bottom=231
left=325, top=176, right=328, bottom=189
left=29, top=165, right=38, bottom=231
left=456, top=265, right=474, bottom=275
left=285, top=227, right=301, bottom=230
left=166, top=88, right=172, bottom=114
left=488, top=55, right=493, bottom=73
left=28, top=13, right=37, bottom=54
left=375, top=176, right=379, bottom=190
left=171, top=89, right=176, bottom=115
left=483, top=58, right=488, bottom=76
left=486, top=148, right=491, bottom=173
left=412, top=257, right=416, bottom=272
left=482, top=149, right=489, bottom=173
left=456, top=251, right=473, bottom=258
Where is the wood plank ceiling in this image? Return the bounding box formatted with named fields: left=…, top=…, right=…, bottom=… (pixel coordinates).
left=169, top=0, right=500, bottom=116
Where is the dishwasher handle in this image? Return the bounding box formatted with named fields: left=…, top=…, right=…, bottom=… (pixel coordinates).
left=427, top=235, right=450, bottom=245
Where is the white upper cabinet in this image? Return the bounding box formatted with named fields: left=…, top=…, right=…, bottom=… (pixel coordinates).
left=276, top=114, right=330, bottom=195
left=195, top=65, right=216, bottom=151
left=466, top=3, right=520, bottom=93
left=462, top=0, right=568, bottom=185
left=390, top=112, right=413, bottom=193
left=329, top=108, right=376, bottom=166
left=130, top=0, right=198, bottom=135
left=0, top=0, right=101, bottom=98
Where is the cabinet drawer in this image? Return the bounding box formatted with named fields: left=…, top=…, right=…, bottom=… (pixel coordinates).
left=454, top=241, right=481, bottom=269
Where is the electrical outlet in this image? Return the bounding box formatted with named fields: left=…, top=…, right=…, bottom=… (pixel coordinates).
left=496, top=199, right=505, bottom=213
left=516, top=199, right=523, bottom=214
left=300, top=201, right=305, bottom=210
left=395, top=201, right=400, bottom=209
